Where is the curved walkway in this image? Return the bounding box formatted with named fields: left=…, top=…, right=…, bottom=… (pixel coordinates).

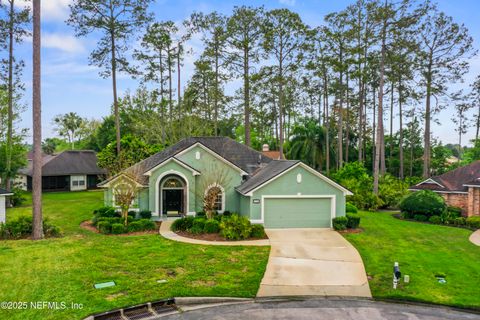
left=469, top=229, right=480, bottom=246
left=159, top=220, right=270, bottom=246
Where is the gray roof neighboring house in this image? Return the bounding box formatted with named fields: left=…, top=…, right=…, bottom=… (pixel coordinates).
left=19, top=150, right=106, bottom=177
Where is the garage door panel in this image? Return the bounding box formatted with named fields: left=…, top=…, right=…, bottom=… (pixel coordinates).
left=264, top=198, right=332, bottom=228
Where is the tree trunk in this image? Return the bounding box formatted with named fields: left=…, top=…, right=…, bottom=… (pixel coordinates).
left=423, top=58, right=433, bottom=178
left=214, top=41, right=219, bottom=136
left=345, top=71, right=350, bottom=163
left=278, top=51, right=285, bottom=159
left=244, top=46, right=251, bottom=146
left=110, top=29, right=120, bottom=155
left=168, top=47, right=173, bottom=140
left=177, top=45, right=181, bottom=106
left=5, top=0, right=14, bottom=193
left=389, top=81, right=394, bottom=170
left=398, top=82, right=404, bottom=179
left=374, top=20, right=386, bottom=194
left=372, top=86, right=376, bottom=173
left=337, top=48, right=344, bottom=169
left=324, top=78, right=330, bottom=175
left=476, top=103, right=480, bottom=141
left=32, top=0, right=43, bottom=240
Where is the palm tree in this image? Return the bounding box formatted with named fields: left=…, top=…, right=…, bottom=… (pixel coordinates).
left=287, top=119, right=328, bottom=171
left=32, top=0, right=43, bottom=240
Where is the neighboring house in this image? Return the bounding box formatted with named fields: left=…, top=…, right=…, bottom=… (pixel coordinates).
left=261, top=144, right=283, bottom=160
left=410, top=160, right=480, bottom=217
left=0, top=188, right=13, bottom=224
left=16, top=150, right=106, bottom=192
left=99, top=137, right=352, bottom=228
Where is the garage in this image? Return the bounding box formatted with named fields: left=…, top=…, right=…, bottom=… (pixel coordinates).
left=263, top=197, right=333, bottom=228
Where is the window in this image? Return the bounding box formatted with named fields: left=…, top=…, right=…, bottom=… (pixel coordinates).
left=163, top=177, right=184, bottom=188
left=71, top=175, right=86, bottom=189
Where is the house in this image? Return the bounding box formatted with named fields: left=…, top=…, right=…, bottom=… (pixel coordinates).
left=261, top=144, right=283, bottom=160
left=410, top=160, right=480, bottom=216
left=99, top=137, right=352, bottom=228
left=0, top=188, right=13, bottom=223
left=16, top=150, right=107, bottom=192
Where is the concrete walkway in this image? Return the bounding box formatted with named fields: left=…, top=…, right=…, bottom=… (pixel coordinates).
left=257, top=228, right=371, bottom=298
left=469, top=230, right=480, bottom=246
left=159, top=220, right=270, bottom=246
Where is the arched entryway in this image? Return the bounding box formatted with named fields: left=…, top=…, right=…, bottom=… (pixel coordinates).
left=160, top=175, right=187, bottom=216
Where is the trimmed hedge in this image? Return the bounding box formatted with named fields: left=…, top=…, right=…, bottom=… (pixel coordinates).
left=467, top=216, right=480, bottom=229
left=346, top=214, right=360, bottom=229
left=332, top=216, right=348, bottom=231
left=139, top=210, right=152, bottom=219
left=250, top=224, right=266, bottom=238
left=111, top=223, right=126, bottom=234
left=97, top=221, right=111, bottom=234
left=220, top=215, right=252, bottom=240
left=204, top=219, right=220, bottom=233
left=190, top=219, right=206, bottom=234
left=0, top=216, right=61, bottom=239
left=428, top=215, right=442, bottom=224
left=399, top=190, right=446, bottom=218
left=346, top=202, right=358, bottom=214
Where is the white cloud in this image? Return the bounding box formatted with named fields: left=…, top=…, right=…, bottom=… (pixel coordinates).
left=15, top=0, right=72, bottom=21
left=42, top=33, right=85, bottom=53
left=279, top=0, right=296, bottom=6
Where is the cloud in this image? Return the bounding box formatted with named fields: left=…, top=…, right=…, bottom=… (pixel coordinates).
left=15, top=0, right=72, bottom=21
left=279, top=0, right=296, bottom=6
left=42, top=33, right=85, bottom=53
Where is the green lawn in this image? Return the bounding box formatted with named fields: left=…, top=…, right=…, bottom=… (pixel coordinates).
left=0, top=191, right=269, bottom=320
left=344, top=211, right=480, bottom=309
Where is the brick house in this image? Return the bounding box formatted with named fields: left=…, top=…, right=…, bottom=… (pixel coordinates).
left=410, top=161, right=480, bottom=217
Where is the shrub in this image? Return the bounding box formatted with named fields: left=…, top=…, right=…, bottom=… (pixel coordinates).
left=332, top=216, right=348, bottom=231
left=250, top=224, right=266, bottom=238
left=428, top=215, right=442, bottom=224
left=378, top=174, right=409, bottom=209
left=219, top=214, right=252, bottom=240
left=139, top=210, right=152, bottom=219
left=204, top=219, right=220, bottom=233
left=414, top=214, right=428, bottom=222
left=447, top=206, right=463, bottom=217
left=170, top=216, right=195, bottom=231
left=127, top=221, right=143, bottom=232
left=137, top=219, right=156, bottom=231
left=94, top=206, right=119, bottom=218
left=346, top=214, right=360, bottom=229
left=453, top=217, right=466, bottom=226
left=345, top=202, right=358, bottom=214
left=10, top=187, right=26, bottom=207
left=196, top=211, right=206, bottom=218
left=0, top=217, right=61, bottom=239
left=398, top=190, right=446, bottom=218
left=467, top=216, right=480, bottom=229
left=97, top=221, right=111, bottom=234
left=189, top=218, right=206, bottom=234
left=111, top=223, right=126, bottom=234
left=222, top=211, right=232, bottom=216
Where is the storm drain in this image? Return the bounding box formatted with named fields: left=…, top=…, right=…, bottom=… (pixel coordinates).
left=90, top=298, right=177, bottom=320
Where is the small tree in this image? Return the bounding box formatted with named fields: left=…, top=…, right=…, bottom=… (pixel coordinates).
left=197, top=163, right=231, bottom=219
left=112, top=170, right=142, bottom=226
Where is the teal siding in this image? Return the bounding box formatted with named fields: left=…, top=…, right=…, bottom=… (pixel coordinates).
left=264, top=198, right=332, bottom=228
left=239, top=195, right=251, bottom=218
left=249, top=165, right=346, bottom=227
left=138, top=188, right=149, bottom=211
left=177, top=145, right=243, bottom=213
left=147, top=160, right=197, bottom=215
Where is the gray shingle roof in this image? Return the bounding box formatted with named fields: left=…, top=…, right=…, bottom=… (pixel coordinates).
left=104, top=137, right=273, bottom=186
left=235, top=160, right=300, bottom=195
left=411, top=160, right=480, bottom=192
left=19, top=150, right=106, bottom=177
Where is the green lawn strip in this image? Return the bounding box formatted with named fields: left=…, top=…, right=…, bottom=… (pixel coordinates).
left=344, top=211, right=480, bottom=309
left=0, top=191, right=269, bottom=320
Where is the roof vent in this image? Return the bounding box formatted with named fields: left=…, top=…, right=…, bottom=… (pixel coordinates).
left=262, top=144, right=269, bottom=152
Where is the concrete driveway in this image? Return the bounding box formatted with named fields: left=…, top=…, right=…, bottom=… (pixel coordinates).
left=257, top=228, right=371, bottom=297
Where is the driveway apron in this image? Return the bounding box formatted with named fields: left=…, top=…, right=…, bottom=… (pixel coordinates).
left=257, top=228, right=371, bottom=297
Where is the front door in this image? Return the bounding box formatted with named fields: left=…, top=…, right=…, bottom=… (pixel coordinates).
left=163, top=189, right=183, bottom=215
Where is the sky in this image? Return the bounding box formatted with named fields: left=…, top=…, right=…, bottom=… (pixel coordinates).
left=10, top=0, right=480, bottom=146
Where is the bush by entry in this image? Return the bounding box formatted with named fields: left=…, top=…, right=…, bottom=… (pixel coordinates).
left=171, top=213, right=267, bottom=240
left=91, top=207, right=156, bottom=234
left=332, top=213, right=361, bottom=231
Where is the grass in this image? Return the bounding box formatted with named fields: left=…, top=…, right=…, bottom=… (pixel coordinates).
left=0, top=191, right=269, bottom=320
left=344, top=211, right=480, bottom=309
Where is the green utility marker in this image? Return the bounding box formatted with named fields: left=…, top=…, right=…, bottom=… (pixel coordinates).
left=94, top=281, right=116, bottom=289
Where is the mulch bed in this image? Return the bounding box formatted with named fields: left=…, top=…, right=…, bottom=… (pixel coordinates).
left=175, top=230, right=268, bottom=242
left=338, top=228, right=363, bottom=234
left=80, top=220, right=161, bottom=236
